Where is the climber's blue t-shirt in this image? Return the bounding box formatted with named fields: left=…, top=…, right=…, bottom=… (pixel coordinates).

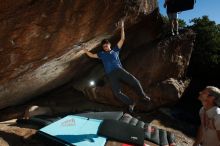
left=97, top=45, right=122, bottom=74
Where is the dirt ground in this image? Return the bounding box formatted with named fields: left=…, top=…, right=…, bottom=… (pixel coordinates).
left=0, top=110, right=195, bottom=146
left=0, top=87, right=196, bottom=146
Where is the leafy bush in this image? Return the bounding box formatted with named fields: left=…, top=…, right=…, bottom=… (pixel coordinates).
left=188, top=16, right=220, bottom=78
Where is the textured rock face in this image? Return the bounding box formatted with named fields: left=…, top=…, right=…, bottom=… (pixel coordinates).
left=0, top=0, right=158, bottom=109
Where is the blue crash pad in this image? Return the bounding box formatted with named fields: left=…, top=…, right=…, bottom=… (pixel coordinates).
left=39, top=115, right=106, bottom=146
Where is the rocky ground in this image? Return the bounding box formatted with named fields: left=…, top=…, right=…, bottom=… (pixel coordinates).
left=0, top=86, right=196, bottom=146
left=0, top=111, right=195, bottom=146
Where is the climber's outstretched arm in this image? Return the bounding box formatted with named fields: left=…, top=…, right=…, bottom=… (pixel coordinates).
left=83, top=49, right=98, bottom=59
left=117, top=20, right=125, bottom=49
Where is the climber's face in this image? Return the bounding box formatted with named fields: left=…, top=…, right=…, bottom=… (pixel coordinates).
left=102, top=43, right=111, bottom=52
left=198, top=88, right=215, bottom=109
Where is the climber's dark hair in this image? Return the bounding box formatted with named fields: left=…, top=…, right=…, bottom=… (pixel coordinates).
left=101, top=39, right=110, bottom=46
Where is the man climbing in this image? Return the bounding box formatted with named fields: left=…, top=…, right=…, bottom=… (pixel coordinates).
left=83, top=20, right=151, bottom=113
left=193, top=86, right=220, bottom=146
left=164, top=0, right=179, bottom=36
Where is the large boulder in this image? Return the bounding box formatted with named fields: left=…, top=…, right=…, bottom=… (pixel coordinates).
left=0, top=0, right=158, bottom=109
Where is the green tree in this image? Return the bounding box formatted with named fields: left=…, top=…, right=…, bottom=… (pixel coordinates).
left=188, top=16, right=220, bottom=78
left=178, top=19, right=186, bottom=28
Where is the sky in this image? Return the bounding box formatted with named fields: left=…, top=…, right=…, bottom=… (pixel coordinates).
left=158, top=0, right=220, bottom=24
